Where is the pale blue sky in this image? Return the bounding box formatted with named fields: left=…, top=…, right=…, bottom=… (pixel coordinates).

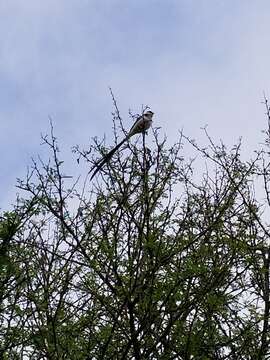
left=1, top=1, right=270, bottom=209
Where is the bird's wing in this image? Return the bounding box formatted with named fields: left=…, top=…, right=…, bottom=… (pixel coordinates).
left=128, top=115, right=145, bottom=137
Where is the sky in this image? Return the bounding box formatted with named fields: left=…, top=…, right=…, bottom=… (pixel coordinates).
left=1, top=0, right=270, bottom=210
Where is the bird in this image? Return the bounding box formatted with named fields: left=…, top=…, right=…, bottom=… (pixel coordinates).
left=90, top=110, right=154, bottom=180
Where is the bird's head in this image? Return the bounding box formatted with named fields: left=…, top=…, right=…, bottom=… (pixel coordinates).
left=144, top=110, right=154, bottom=118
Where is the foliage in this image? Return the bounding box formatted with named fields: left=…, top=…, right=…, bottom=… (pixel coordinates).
left=0, top=103, right=270, bottom=359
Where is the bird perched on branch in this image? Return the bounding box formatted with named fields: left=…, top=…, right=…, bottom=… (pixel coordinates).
left=90, top=110, right=154, bottom=180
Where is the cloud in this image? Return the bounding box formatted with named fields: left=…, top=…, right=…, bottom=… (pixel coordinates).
left=1, top=1, right=270, bottom=208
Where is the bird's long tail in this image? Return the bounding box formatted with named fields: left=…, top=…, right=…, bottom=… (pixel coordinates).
left=90, top=137, right=128, bottom=180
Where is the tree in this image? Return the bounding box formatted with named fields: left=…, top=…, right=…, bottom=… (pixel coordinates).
left=0, top=100, right=269, bottom=359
